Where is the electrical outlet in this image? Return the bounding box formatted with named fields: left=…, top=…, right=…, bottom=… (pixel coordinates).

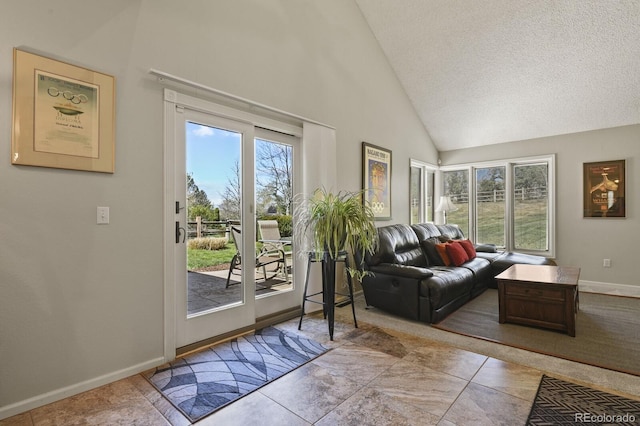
left=603, top=258, right=611, bottom=268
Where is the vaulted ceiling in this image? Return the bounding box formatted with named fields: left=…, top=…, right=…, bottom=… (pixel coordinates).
left=356, top=0, right=640, bottom=151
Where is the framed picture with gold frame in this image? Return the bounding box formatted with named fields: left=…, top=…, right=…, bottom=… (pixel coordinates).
left=362, top=142, right=392, bottom=220
left=583, top=159, right=625, bottom=218
left=12, top=48, right=115, bottom=173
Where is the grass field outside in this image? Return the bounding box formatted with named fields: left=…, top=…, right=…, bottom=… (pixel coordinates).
left=188, top=200, right=548, bottom=270
left=187, top=241, right=292, bottom=271
left=445, top=200, right=548, bottom=251
left=188, top=242, right=236, bottom=271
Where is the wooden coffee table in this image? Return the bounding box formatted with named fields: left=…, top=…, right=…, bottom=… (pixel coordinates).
left=496, top=264, right=580, bottom=336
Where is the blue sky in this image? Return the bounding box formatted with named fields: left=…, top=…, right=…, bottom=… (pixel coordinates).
left=186, top=121, right=240, bottom=206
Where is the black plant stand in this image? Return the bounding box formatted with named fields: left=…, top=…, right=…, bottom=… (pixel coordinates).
left=298, top=251, right=358, bottom=340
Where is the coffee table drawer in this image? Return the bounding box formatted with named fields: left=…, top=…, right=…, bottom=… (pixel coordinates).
left=505, top=283, right=565, bottom=300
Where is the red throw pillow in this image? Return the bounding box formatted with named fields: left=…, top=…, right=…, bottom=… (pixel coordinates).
left=458, top=239, right=477, bottom=260
left=446, top=241, right=469, bottom=266
left=435, top=243, right=452, bottom=266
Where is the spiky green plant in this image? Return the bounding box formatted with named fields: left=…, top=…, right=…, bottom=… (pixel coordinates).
left=294, top=188, right=378, bottom=279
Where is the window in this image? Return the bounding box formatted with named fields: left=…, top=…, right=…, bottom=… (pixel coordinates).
left=442, top=169, right=469, bottom=236
left=475, top=166, right=505, bottom=247
left=410, top=160, right=436, bottom=224
left=440, top=155, right=555, bottom=257
left=513, top=162, right=549, bottom=251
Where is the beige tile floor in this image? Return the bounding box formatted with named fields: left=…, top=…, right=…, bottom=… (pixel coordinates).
left=3, top=295, right=640, bottom=425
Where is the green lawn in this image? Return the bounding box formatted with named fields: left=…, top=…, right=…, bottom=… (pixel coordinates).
left=187, top=241, right=292, bottom=270
left=444, top=201, right=547, bottom=250
left=188, top=242, right=236, bottom=270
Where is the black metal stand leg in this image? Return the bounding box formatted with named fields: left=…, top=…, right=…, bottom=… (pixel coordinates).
left=298, top=254, right=313, bottom=330
left=344, top=256, right=358, bottom=328
left=321, top=258, right=328, bottom=319
left=298, top=251, right=357, bottom=341
left=323, top=254, right=336, bottom=341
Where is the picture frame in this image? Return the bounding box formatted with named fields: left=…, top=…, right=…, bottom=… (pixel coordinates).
left=12, top=48, right=115, bottom=173
left=362, top=142, right=392, bottom=220
left=583, top=159, right=625, bottom=218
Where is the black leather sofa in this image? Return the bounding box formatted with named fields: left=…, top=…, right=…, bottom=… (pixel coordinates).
left=359, top=223, right=555, bottom=323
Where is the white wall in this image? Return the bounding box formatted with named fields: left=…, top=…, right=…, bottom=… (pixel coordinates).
left=0, top=0, right=436, bottom=416
left=440, top=124, right=639, bottom=289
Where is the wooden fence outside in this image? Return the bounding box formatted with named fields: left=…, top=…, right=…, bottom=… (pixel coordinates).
left=187, top=218, right=240, bottom=240
left=451, top=187, right=547, bottom=204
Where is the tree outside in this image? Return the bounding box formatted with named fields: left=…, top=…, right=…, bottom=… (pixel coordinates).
left=187, top=134, right=294, bottom=270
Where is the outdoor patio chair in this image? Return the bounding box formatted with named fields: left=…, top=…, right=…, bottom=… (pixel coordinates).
left=257, top=219, right=293, bottom=280
left=226, top=226, right=287, bottom=288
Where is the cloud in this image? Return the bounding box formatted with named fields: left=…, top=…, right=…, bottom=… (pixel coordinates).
left=192, top=125, right=214, bottom=137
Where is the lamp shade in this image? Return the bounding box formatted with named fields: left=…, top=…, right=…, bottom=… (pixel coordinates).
left=435, top=195, right=458, bottom=213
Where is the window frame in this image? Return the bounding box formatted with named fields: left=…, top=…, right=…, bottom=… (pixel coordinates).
left=439, top=154, right=555, bottom=258
left=439, top=168, right=471, bottom=237
left=409, top=159, right=437, bottom=224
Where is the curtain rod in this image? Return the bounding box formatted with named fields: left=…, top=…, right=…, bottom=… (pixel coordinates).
left=148, top=68, right=334, bottom=129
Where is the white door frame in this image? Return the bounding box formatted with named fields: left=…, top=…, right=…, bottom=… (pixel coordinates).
left=162, top=89, right=306, bottom=360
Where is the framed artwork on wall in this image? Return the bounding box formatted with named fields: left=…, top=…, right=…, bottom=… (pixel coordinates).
left=362, top=142, right=392, bottom=220
left=583, top=159, right=625, bottom=218
left=12, top=48, right=115, bottom=173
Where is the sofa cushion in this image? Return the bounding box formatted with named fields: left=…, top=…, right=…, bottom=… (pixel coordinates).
left=446, top=241, right=469, bottom=266
left=421, top=237, right=444, bottom=265
left=436, top=243, right=452, bottom=266
left=421, top=266, right=473, bottom=307
left=475, top=243, right=498, bottom=253
left=368, top=224, right=427, bottom=267
left=436, top=224, right=466, bottom=240
left=458, top=257, right=492, bottom=286
left=458, top=239, right=477, bottom=259
left=490, top=251, right=557, bottom=276
left=411, top=222, right=442, bottom=240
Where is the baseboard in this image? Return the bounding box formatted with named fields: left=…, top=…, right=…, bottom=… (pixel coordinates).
left=0, top=356, right=165, bottom=421
left=579, top=280, right=640, bottom=298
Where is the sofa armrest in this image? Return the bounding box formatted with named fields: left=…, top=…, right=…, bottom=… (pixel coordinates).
left=369, top=263, right=434, bottom=280
left=475, top=243, right=498, bottom=253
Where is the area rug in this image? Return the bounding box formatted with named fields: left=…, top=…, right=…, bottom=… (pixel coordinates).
left=527, top=375, right=640, bottom=425
left=144, top=326, right=328, bottom=422
left=432, top=289, right=640, bottom=376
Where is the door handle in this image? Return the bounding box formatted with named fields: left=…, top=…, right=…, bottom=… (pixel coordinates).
left=176, top=221, right=186, bottom=243
left=175, top=201, right=185, bottom=214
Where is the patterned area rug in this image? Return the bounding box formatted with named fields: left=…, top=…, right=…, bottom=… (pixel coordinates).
left=527, top=375, right=640, bottom=425
left=144, top=326, right=328, bottom=422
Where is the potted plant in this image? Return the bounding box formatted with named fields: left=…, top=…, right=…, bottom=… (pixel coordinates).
left=294, top=187, right=378, bottom=340
left=294, top=187, right=378, bottom=279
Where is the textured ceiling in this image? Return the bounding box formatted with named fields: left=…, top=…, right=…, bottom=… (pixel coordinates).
left=356, top=0, right=640, bottom=151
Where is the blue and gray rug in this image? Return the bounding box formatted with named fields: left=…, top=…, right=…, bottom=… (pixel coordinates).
left=144, top=326, right=327, bottom=422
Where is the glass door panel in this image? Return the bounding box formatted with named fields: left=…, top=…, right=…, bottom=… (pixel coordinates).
left=186, top=121, right=243, bottom=314
left=175, top=110, right=255, bottom=348
left=254, top=138, right=294, bottom=297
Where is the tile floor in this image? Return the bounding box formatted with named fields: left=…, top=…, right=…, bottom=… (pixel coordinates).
left=3, top=295, right=640, bottom=425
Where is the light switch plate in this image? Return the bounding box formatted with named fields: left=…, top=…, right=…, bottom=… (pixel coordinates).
left=97, top=206, right=110, bottom=224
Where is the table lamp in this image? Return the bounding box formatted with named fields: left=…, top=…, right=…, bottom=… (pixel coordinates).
left=435, top=195, right=458, bottom=224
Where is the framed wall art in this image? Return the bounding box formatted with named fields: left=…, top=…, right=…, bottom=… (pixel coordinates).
left=583, top=159, right=625, bottom=218
left=362, top=142, right=392, bottom=220
left=12, top=48, right=115, bottom=173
